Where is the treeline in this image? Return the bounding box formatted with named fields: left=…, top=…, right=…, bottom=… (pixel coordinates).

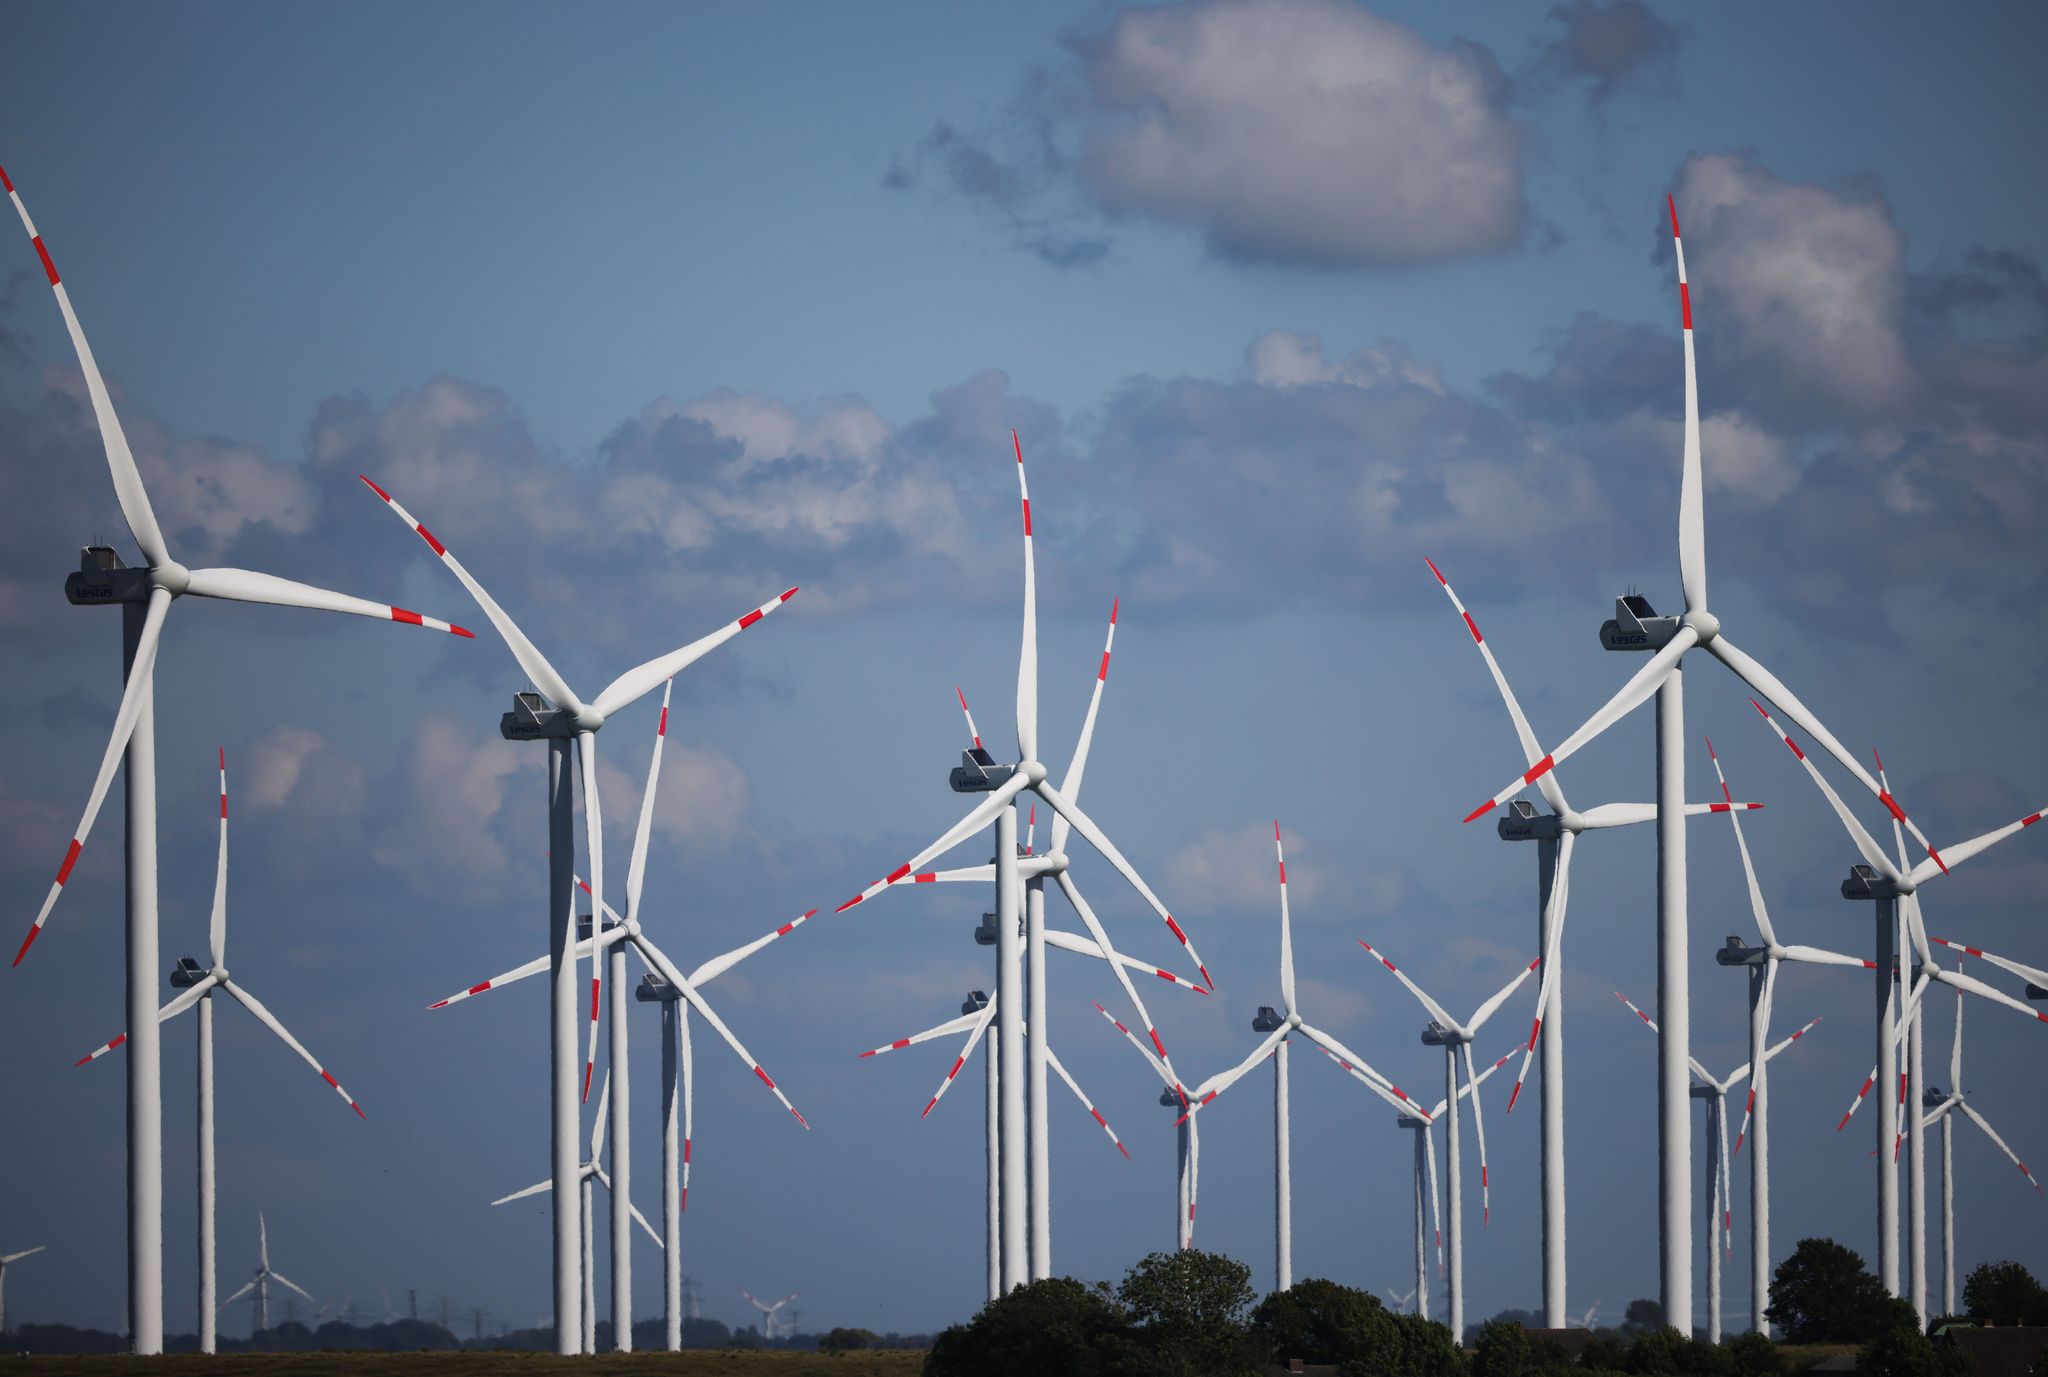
left=7, top=1314, right=934, bottom=1355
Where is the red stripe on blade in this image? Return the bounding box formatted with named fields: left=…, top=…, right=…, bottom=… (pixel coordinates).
left=738, top=609, right=763, bottom=629
left=359, top=475, right=393, bottom=502
left=1680, top=283, right=1692, bottom=331
left=34, top=237, right=58, bottom=285
left=321, top=1070, right=339, bottom=1088
left=391, top=607, right=424, bottom=626
left=0, top=166, right=12, bottom=193
left=56, top=839, right=82, bottom=885
left=754, top=1065, right=777, bottom=1090
left=415, top=524, right=446, bottom=556
left=658, top=707, right=668, bottom=737
left=1021, top=499, right=1031, bottom=537
left=885, top=863, right=912, bottom=885
left=1462, top=611, right=1482, bottom=645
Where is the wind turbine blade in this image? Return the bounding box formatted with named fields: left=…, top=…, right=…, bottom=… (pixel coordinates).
left=833, top=772, right=1031, bottom=913
left=1951, top=960, right=1966, bottom=1092
left=491, top=1179, right=553, bottom=1207
left=211, top=748, right=230, bottom=967
left=590, top=589, right=799, bottom=719
left=1089, top=1000, right=1171, bottom=1087
left=1013, top=431, right=1037, bottom=764
left=1469, top=956, right=1543, bottom=1036
left=1274, top=822, right=1296, bottom=1014
left=1296, top=1022, right=1430, bottom=1120
left=1179, top=1024, right=1288, bottom=1119
left=1615, top=989, right=1660, bottom=1034
left=182, top=567, right=473, bottom=637
left=1733, top=960, right=1776, bottom=1156
left=857, top=1009, right=980, bottom=1059
left=623, top=681, right=672, bottom=934
left=590, top=1070, right=612, bottom=1161
left=1928, top=939, right=2048, bottom=997
left=1462, top=1042, right=1494, bottom=1226
left=1909, top=805, right=2046, bottom=888
left=1034, top=779, right=1210, bottom=989
left=955, top=685, right=983, bottom=752
left=679, top=1002, right=694, bottom=1210
left=1761, top=1013, right=1823, bottom=1062
left=261, top=1213, right=268, bottom=1268
left=1314, top=1041, right=1432, bottom=1118
left=1718, top=1095, right=1733, bottom=1253
left=1464, top=1044, right=1521, bottom=1097
left=1425, top=557, right=1570, bottom=816
left=73, top=976, right=217, bottom=1064
left=0, top=1247, right=45, bottom=1265
left=1574, top=803, right=1658, bottom=829
left=1056, top=870, right=1188, bottom=1088
left=1957, top=1102, right=2046, bottom=1196
left=220, top=980, right=364, bottom=1118
left=1507, top=831, right=1573, bottom=1114
left=1928, top=963, right=2048, bottom=1027
left=1703, top=734, right=1782, bottom=950
left=271, top=1273, right=315, bottom=1305
left=220, top=1280, right=257, bottom=1309
left=1425, top=1119, right=1444, bottom=1272
left=1042, top=924, right=1207, bottom=993
left=1780, top=945, right=1876, bottom=971
left=629, top=1200, right=664, bottom=1248
left=4, top=168, right=170, bottom=566
left=15, top=585, right=171, bottom=966
left=1669, top=195, right=1706, bottom=615
left=1747, top=699, right=1902, bottom=883
left=1046, top=1046, right=1129, bottom=1159
left=1049, top=598, right=1118, bottom=855
left=900, top=865, right=996, bottom=886
left=357, top=476, right=583, bottom=713
left=686, top=909, right=818, bottom=987
left=919, top=993, right=998, bottom=1120
left=631, top=934, right=809, bottom=1128
left=578, top=730, right=605, bottom=1104
left=1836, top=1068, right=1879, bottom=1132
left=1357, top=938, right=1456, bottom=1031
left=1463, top=629, right=1696, bottom=824
left=427, top=951, right=554, bottom=1010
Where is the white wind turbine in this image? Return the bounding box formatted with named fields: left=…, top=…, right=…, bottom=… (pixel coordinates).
left=1385, top=1286, right=1417, bottom=1315
left=1917, top=962, right=2045, bottom=1317
left=1455, top=197, right=1957, bottom=1330
left=220, top=1215, right=312, bottom=1336
left=1614, top=990, right=1821, bottom=1341
left=743, top=1291, right=796, bottom=1341
left=1178, top=825, right=1440, bottom=1293
left=1357, top=937, right=1541, bottom=1340
left=1096, top=1002, right=1204, bottom=1250
left=426, top=677, right=814, bottom=1350
left=492, top=1071, right=662, bottom=1355
left=1750, top=701, right=2047, bottom=1311
left=363, top=477, right=798, bottom=1352
left=0, top=1246, right=45, bottom=1337
left=4, top=166, right=470, bottom=1354
left=1426, top=556, right=1760, bottom=1330
left=1700, top=734, right=1875, bottom=1336
left=1572, top=1298, right=1602, bottom=1330
left=74, top=750, right=364, bottom=1353
left=834, top=438, right=1209, bottom=1290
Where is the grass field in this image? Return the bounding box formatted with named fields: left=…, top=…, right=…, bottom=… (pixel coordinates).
left=4, top=1354, right=927, bottom=1377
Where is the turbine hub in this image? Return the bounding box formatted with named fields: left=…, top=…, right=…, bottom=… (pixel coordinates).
left=1287, top=1012, right=1303, bottom=1029
left=1683, top=608, right=1721, bottom=643
left=1041, top=850, right=1069, bottom=875
left=150, top=560, right=192, bottom=595
left=1021, top=760, right=1048, bottom=785
left=211, top=965, right=228, bottom=983
left=572, top=706, right=607, bottom=732
left=1558, top=810, right=1584, bottom=834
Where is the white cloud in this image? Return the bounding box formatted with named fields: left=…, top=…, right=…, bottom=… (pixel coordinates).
left=595, top=735, right=751, bottom=852
left=240, top=725, right=365, bottom=818
left=370, top=714, right=523, bottom=885
left=1247, top=331, right=1447, bottom=394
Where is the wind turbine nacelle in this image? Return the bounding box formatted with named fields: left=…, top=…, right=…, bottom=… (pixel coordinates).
left=2028, top=983, right=2047, bottom=1002
left=169, top=956, right=208, bottom=987
left=635, top=971, right=680, bottom=1003
left=1841, top=864, right=1900, bottom=902
left=1397, top=1113, right=1429, bottom=1129
left=1251, top=1005, right=1285, bottom=1033
left=1420, top=1020, right=1457, bottom=1047
left=1496, top=799, right=1563, bottom=842
left=1687, top=1082, right=1716, bottom=1101
left=1158, top=1087, right=1182, bottom=1108
left=1714, top=934, right=1766, bottom=967
left=1922, top=1087, right=1946, bottom=1108
left=500, top=691, right=577, bottom=741
left=962, top=990, right=989, bottom=1016
left=949, top=747, right=1016, bottom=793
left=575, top=911, right=620, bottom=942
left=65, top=545, right=151, bottom=605
left=974, top=912, right=999, bottom=946
left=1599, top=593, right=1683, bottom=653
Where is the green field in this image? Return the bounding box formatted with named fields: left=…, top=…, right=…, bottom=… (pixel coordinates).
left=4, top=1354, right=926, bottom=1377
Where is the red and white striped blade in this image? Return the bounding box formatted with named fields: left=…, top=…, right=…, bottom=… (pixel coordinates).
left=429, top=941, right=607, bottom=1010
left=1909, top=802, right=2046, bottom=889
left=1091, top=1000, right=1173, bottom=1090
left=1057, top=870, right=1188, bottom=1095
left=631, top=931, right=808, bottom=1129
left=1463, top=629, right=1695, bottom=824
left=687, top=908, right=818, bottom=987
left=1178, top=1023, right=1288, bottom=1122
left=857, top=1009, right=980, bottom=1059
left=1929, top=962, right=2048, bottom=1027
left=1734, top=958, right=1780, bottom=1155
left=1929, top=937, right=2048, bottom=993
left=221, top=979, right=363, bottom=1118
left=1425, top=556, right=1569, bottom=816
left=1470, top=955, right=1543, bottom=1036
left=1957, top=1101, right=2045, bottom=1196
left=578, top=731, right=606, bottom=1104
left=1615, top=989, right=1660, bottom=1033
left=955, top=684, right=983, bottom=752
left=1013, top=431, right=1038, bottom=765
left=1042, top=924, right=1207, bottom=993
left=74, top=976, right=216, bottom=1063
left=1669, top=195, right=1707, bottom=616
left=182, top=567, right=473, bottom=638
left=1462, top=1041, right=1493, bottom=1226
left=1748, top=699, right=1902, bottom=884
left=623, top=680, right=673, bottom=933
left=211, top=747, right=230, bottom=968
left=834, top=772, right=1030, bottom=914
left=590, top=1070, right=612, bottom=1159
left=1050, top=598, right=1119, bottom=856
left=1275, top=822, right=1296, bottom=1013
left=1297, top=1021, right=1430, bottom=1122
left=1506, top=831, right=1573, bottom=1114
left=1036, top=779, right=1211, bottom=990
left=921, top=989, right=999, bottom=1119
left=1780, top=944, right=1874, bottom=970
left=1425, top=1117, right=1444, bottom=1273
left=1460, top=1043, right=1521, bottom=1101
left=1763, top=1012, right=1823, bottom=1062
left=4, top=166, right=171, bottom=567
left=1710, top=741, right=1781, bottom=950
left=1046, top=1046, right=1129, bottom=1159
left=678, top=1001, right=694, bottom=1209
left=16, top=587, right=170, bottom=967
left=590, top=587, right=799, bottom=719
left=1357, top=937, right=1455, bottom=1032
left=1836, top=1067, right=1879, bottom=1131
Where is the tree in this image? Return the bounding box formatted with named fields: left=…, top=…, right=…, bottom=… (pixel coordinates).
left=1964, top=1261, right=2048, bottom=1326
left=1471, top=1318, right=1534, bottom=1377
left=1116, top=1248, right=1261, bottom=1377
left=1728, top=1330, right=1780, bottom=1377
left=1386, top=1311, right=1466, bottom=1377
left=1249, top=1278, right=1398, bottom=1373
left=822, top=1326, right=878, bottom=1353
left=922, top=1277, right=1132, bottom=1377
left=1766, top=1238, right=1891, bottom=1342
left=1623, top=1299, right=1666, bottom=1334
left=1860, top=1297, right=1977, bottom=1377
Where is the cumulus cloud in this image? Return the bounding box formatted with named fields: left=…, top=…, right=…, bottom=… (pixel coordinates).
left=1538, top=1, right=1680, bottom=104
left=369, top=714, right=523, bottom=886
left=1163, top=820, right=1409, bottom=922
left=240, top=726, right=366, bottom=818
left=1247, top=331, right=1447, bottom=393
left=595, top=737, right=751, bottom=852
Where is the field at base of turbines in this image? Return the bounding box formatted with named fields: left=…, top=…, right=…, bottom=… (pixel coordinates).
left=2, top=1355, right=927, bottom=1377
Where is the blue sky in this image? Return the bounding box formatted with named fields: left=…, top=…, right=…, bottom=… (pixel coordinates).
left=2, top=0, right=2046, bottom=1340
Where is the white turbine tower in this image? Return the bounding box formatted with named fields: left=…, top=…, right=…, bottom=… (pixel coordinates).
left=1700, top=733, right=1875, bottom=1336
left=492, top=1071, right=662, bottom=1355
left=220, top=1215, right=313, bottom=1336
left=1426, top=556, right=1758, bottom=1329
left=363, top=477, right=798, bottom=1352
left=0, top=1246, right=45, bottom=1337
left=74, top=751, right=365, bottom=1353
left=1457, top=197, right=1952, bottom=1329
left=743, top=1291, right=796, bottom=1341
left=428, top=677, right=814, bottom=1350
left=835, top=438, right=1209, bottom=1290
left=4, top=167, right=469, bottom=1354
left=1918, top=961, right=2045, bottom=1317
left=1615, top=990, right=1821, bottom=1340
left=1357, top=937, right=1541, bottom=1340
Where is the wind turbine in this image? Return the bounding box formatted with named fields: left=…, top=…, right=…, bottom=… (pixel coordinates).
left=1357, top=937, right=1541, bottom=1339
left=74, top=750, right=364, bottom=1353
left=1700, top=735, right=1874, bottom=1336
left=1385, top=1286, right=1417, bottom=1316
left=1918, top=960, right=2045, bottom=1317
left=834, top=437, right=1209, bottom=1290
left=743, top=1291, right=796, bottom=1342
left=0, top=1246, right=44, bottom=1337
left=220, top=1215, right=313, bottom=1336
left=4, top=166, right=469, bottom=1354
left=1455, top=197, right=1951, bottom=1331
left=1095, top=1002, right=1203, bottom=1249
left=492, top=1070, right=662, bottom=1355
left=363, top=477, right=797, bottom=1352
left=1425, top=556, right=1759, bottom=1329
left=427, top=677, right=813, bottom=1350
left=1615, top=990, right=1821, bottom=1340
left=1572, top=1297, right=1602, bottom=1330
